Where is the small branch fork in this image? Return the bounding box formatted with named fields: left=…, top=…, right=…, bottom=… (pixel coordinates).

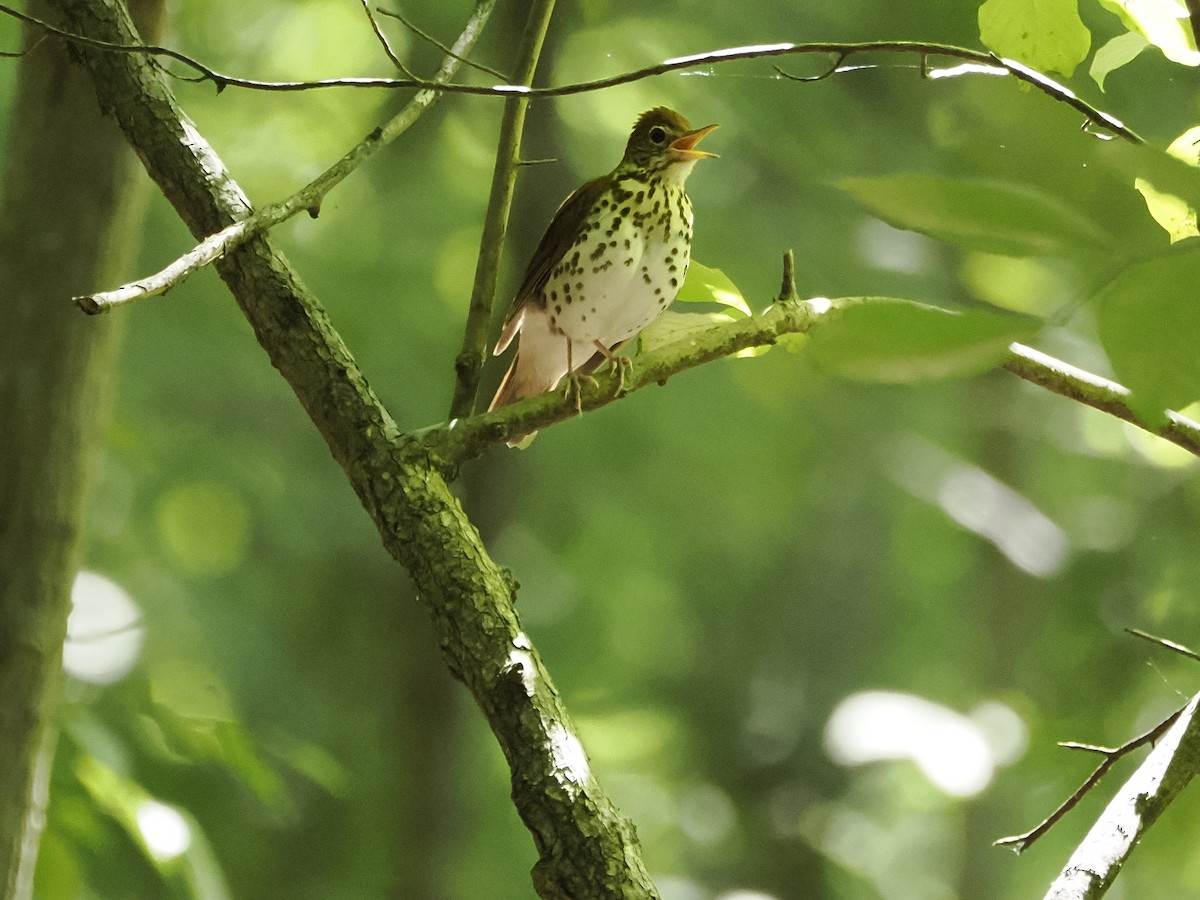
left=1043, top=693, right=1200, bottom=900
left=996, top=629, right=1200, bottom=856
left=994, top=706, right=1184, bottom=853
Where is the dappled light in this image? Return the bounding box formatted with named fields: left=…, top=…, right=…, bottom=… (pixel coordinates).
left=888, top=436, right=1069, bottom=576
left=135, top=801, right=191, bottom=863
left=824, top=691, right=1026, bottom=797
left=548, top=724, right=592, bottom=788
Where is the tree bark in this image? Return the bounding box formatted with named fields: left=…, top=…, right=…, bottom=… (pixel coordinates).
left=44, top=0, right=660, bottom=895
left=0, top=1, right=161, bottom=895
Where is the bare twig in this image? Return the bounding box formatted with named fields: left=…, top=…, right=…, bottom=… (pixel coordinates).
left=377, top=5, right=508, bottom=80
left=76, top=0, right=497, bottom=313
left=0, top=32, right=45, bottom=57
left=358, top=0, right=417, bottom=78
left=1126, top=628, right=1200, bottom=663
left=447, top=0, right=556, bottom=420
left=778, top=249, right=798, bottom=302
left=1042, top=693, right=1200, bottom=900
left=0, top=6, right=1141, bottom=143
left=995, top=705, right=1185, bottom=853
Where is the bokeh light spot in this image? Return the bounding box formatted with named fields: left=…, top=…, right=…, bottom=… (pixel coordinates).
left=136, top=800, right=191, bottom=862
left=156, top=481, right=250, bottom=575
left=64, top=571, right=144, bottom=685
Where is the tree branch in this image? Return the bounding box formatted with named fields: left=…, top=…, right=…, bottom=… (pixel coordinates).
left=50, top=0, right=657, bottom=896
left=75, top=0, right=495, bottom=314
left=419, top=291, right=1200, bottom=468
left=0, top=3, right=1141, bottom=142
left=1041, top=693, right=1200, bottom=900
left=66, top=30, right=1145, bottom=313
left=448, top=0, right=556, bottom=420
left=994, top=706, right=1184, bottom=854
left=1002, top=343, right=1200, bottom=457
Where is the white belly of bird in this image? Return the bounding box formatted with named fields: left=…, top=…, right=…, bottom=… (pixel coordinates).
left=544, top=176, right=693, bottom=365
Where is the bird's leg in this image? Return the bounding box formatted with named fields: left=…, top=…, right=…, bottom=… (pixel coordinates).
left=593, top=340, right=634, bottom=397
left=560, top=338, right=597, bottom=415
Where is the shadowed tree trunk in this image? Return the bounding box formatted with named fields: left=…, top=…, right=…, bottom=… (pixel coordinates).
left=0, top=1, right=162, bottom=895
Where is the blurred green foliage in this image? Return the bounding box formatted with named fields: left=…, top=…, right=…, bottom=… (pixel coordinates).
left=8, top=0, right=1200, bottom=897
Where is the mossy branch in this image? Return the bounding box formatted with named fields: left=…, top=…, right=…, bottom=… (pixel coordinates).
left=50, top=0, right=658, bottom=896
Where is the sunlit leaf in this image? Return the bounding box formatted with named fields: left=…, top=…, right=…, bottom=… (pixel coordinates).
left=1090, top=31, right=1149, bottom=90
left=1134, top=126, right=1200, bottom=242
left=840, top=175, right=1115, bottom=257
left=677, top=261, right=751, bottom=316
left=807, top=300, right=1041, bottom=382
left=979, top=0, right=1092, bottom=76
left=1098, top=0, right=1200, bottom=65
left=1095, top=242, right=1200, bottom=419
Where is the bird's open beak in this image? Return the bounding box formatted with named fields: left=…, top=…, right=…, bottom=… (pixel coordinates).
left=669, top=123, right=719, bottom=161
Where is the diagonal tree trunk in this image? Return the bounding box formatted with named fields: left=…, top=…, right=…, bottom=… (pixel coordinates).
left=0, top=1, right=162, bottom=896
left=42, top=0, right=659, bottom=896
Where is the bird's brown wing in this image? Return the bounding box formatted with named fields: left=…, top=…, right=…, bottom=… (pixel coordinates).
left=493, top=174, right=609, bottom=355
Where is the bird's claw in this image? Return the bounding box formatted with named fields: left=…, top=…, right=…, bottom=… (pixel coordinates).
left=562, top=370, right=598, bottom=415
left=609, top=356, right=634, bottom=397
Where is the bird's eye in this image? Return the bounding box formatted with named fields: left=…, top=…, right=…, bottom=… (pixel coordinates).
left=648, top=126, right=668, bottom=144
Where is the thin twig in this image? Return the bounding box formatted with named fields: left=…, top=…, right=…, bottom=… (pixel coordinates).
left=1044, top=693, right=1200, bottom=899
left=0, top=32, right=44, bottom=57
left=358, top=0, right=417, bottom=78
left=447, top=0, right=556, bottom=420
left=994, top=705, right=1185, bottom=852
left=777, top=249, right=798, bottom=302
left=1126, top=628, right=1200, bottom=664
left=75, top=0, right=497, bottom=313
left=0, top=7, right=1142, bottom=144
left=377, top=6, right=508, bottom=80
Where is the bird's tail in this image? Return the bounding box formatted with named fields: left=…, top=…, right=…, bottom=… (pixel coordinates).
left=488, top=352, right=559, bottom=447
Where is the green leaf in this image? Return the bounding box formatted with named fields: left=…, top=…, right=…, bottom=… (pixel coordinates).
left=677, top=261, right=751, bottom=316
left=807, top=301, right=1041, bottom=382
left=1089, top=31, right=1149, bottom=90
left=1097, top=0, right=1200, bottom=66
left=1095, top=242, right=1200, bottom=419
left=979, top=0, right=1092, bottom=76
left=839, top=174, right=1115, bottom=257
left=1134, top=126, right=1200, bottom=243
left=74, top=753, right=232, bottom=898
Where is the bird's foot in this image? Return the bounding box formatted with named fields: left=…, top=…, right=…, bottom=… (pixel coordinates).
left=592, top=340, right=634, bottom=397
left=608, top=355, right=634, bottom=397
left=561, top=370, right=598, bottom=415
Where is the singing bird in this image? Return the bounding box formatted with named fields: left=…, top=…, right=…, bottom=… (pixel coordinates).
left=488, top=107, right=717, bottom=444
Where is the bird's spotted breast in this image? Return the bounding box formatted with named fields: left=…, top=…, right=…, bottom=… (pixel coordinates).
left=544, top=176, right=693, bottom=349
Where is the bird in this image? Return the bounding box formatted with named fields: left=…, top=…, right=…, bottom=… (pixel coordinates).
left=488, top=107, right=717, bottom=445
